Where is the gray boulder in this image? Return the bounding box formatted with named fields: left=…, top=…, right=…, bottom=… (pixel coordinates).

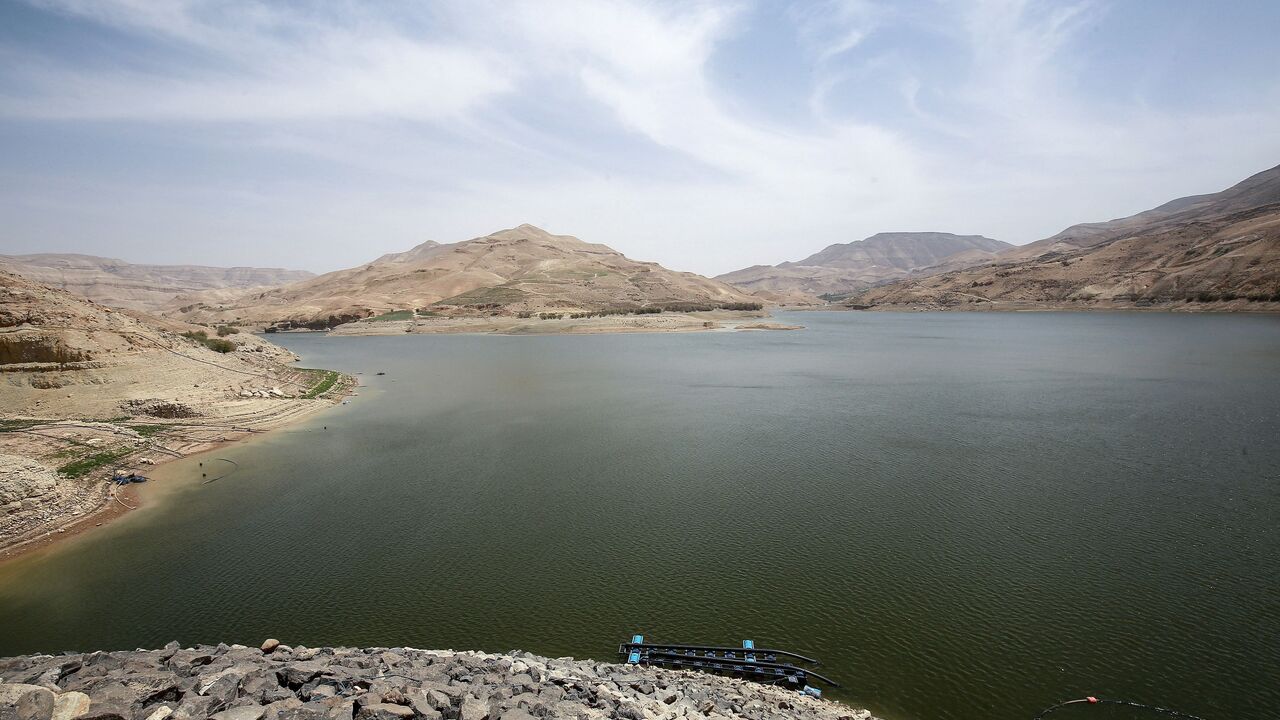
left=0, top=683, right=56, bottom=720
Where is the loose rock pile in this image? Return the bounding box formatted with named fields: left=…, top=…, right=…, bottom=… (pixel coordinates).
left=0, top=453, right=99, bottom=546
left=0, top=644, right=877, bottom=720
left=236, top=387, right=291, bottom=399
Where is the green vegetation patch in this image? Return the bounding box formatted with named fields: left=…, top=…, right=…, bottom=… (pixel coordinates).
left=434, top=286, right=528, bottom=306
left=301, top=370, right=341, bottom=399
left=182, top=330, right=237, bottom=354
left=0, top=419, right=45, bottom=433
left=58, top=446, right=135, bottom=479
left=557, top=301, right=765, bottom=320
left=367, top=310, right=414, bottom=322
left=123, top=424, right=170, bottom=437
left=215, top=325, right=240, bottom=336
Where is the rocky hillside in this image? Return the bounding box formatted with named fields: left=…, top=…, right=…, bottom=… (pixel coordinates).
left=0, top=270, right=348, bottom=552
left=0, top=644, right=876, bottom=720
left=716, top=233, right=1009, bottom=301
left=0, top=270, right=316, bottom=418
left=0, top=254, right=314, bottom=313
left=169, top=225, right=759, bottom=329
left=847, top=164, right=1280, bottom=310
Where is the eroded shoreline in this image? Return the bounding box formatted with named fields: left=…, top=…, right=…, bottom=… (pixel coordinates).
left=326, top=310, right=801, bottom=336
left=0, top=379, right=355, bottom=563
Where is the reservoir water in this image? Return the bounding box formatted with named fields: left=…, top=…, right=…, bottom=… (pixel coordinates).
left=1, top=312, right=1277, bottom=720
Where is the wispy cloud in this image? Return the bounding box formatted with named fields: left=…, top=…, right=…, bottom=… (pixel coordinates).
left=1, top=0, right=1278, bottom=274
left=789, top=0, right=885, bottom=63
left=4, top=1, right=513, bottom=121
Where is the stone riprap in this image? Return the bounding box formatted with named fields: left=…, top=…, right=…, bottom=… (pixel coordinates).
left=0, top=644, right=878, bottom=720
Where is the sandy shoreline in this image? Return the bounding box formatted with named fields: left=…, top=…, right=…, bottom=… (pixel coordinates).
left=328, top=309, right=802, bottom=336
left=0, top=382, right=355, bottom=564
left=0, top=478, right=139, bottom=562
left=0, top=315, right=795, bottom=563
left=0, top=315, right=799, bottom=563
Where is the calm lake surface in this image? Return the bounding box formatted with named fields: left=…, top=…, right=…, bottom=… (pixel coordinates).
left=2, top=312, right=1278, bottom=720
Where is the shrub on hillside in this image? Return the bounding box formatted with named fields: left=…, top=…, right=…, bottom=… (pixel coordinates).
left=182, top=330, right=236, bottom=353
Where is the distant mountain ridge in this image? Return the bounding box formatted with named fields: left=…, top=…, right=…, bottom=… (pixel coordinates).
left=171, top=224, right=758, bottom=328
left=374, top=240, right=442, bottom=264
left=0, top=253, right=314, bottom=313
left=848, top=163, right=1280, bottom=310
left=716, top=232, right=1010, bottom=301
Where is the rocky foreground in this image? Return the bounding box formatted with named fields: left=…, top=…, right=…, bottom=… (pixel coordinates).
left=0, top=644, right=877, bottom=720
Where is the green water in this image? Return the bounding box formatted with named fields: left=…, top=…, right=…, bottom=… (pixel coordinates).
left=1, top=312, right=1278, bottom=720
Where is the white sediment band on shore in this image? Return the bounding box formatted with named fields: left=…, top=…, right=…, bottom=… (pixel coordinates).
left=326, top=310, right=797, bottom=337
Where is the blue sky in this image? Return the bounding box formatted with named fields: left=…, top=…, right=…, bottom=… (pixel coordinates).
left=2, top=0, right=1278, bottom=276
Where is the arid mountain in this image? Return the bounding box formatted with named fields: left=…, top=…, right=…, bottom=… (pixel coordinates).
left=0, top=253, right=314, bottom=313
left=847, top=164, right=1280, bottom=310
left=171, top=224, right=759, bottom=328
left=0, top=269, right=321, bottom=418
left=373, top=240, right=442, bottom=264
left=716, top=232, right=1009, bottom=301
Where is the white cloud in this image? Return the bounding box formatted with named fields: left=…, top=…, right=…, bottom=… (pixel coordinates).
left=789, top=0, right=885, bottom=63
left=4, top=1, right=514, bottom=121
left=1, top=0, right=1279, bottom=276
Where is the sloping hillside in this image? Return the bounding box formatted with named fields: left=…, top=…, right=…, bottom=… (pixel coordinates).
left=171, top=224, right=760, bottom=328
left=0, top=270, right=337, bottom=419
left=847, top=164, right=1280, bottom=310
left=716, top=233, right=1009, bottom=301
left=0, top=270, right=349, bottom=551
left=0, top=253, right=314, bottom=313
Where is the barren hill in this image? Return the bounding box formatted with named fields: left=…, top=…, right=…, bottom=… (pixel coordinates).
left=0, top=253, right=314, bottom=313
left=716, top=233, right=1009, bottom=301
left=0, top=270, right=345, bottom=419
left=171, top=224, right=759, bottom=328
left=846, top=164, right=1280, bottom=310
left=0, top=270, right=351, bottom=551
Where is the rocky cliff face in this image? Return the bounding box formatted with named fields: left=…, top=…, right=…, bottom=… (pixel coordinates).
left=0, top=453, right=99, bottom=545
left=0, top=644, right=877, bottom=720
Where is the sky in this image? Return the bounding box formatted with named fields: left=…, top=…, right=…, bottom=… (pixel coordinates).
left=1, top=0, right=1279, bottom=277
